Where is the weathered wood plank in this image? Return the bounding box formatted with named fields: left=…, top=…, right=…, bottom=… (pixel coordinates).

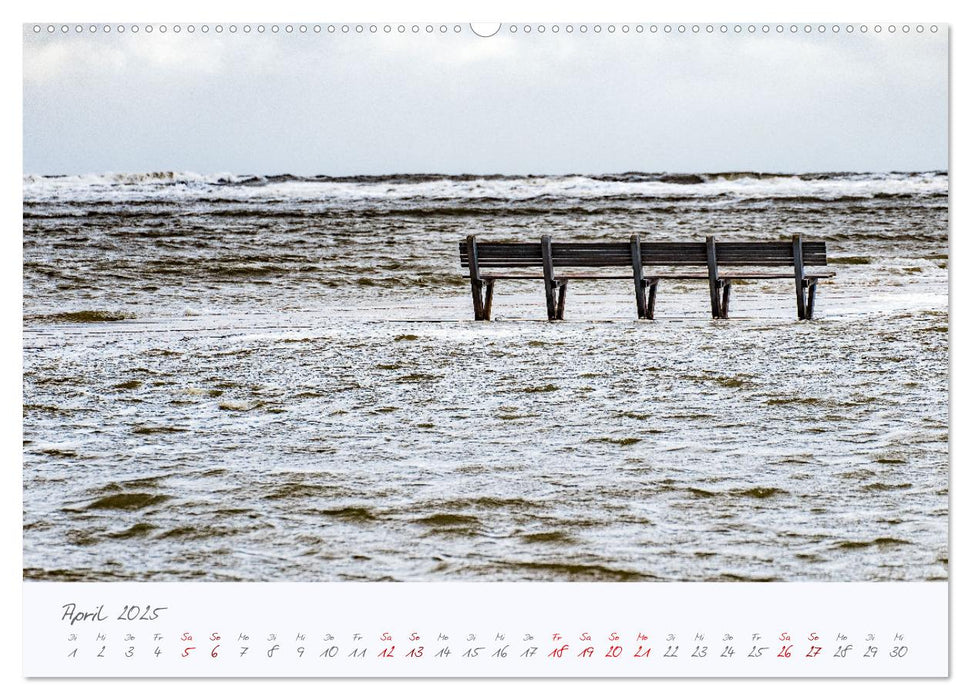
left=480, top=273, right=632, bottom=280
left=469, top=271, right=836, bottom=280
left=461, top=257, right=827, bottom=268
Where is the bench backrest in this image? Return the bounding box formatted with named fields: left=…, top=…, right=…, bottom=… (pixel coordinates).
left=459, top=238, right=827, bottom=268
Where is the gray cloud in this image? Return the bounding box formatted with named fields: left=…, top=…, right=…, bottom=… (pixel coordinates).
left=23, top=26, right=948, bottom=174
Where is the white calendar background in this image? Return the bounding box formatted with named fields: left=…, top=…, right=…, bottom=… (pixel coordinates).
left=23, top=582, right=947, bottom=677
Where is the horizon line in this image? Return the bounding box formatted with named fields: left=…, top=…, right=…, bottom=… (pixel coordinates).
left=24, top=169, right=950, bottom=178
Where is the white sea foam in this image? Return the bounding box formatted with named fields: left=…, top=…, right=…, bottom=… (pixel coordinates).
left=22, top=171, right=948, bottom=204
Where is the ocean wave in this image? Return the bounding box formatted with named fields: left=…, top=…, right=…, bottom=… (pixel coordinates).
left=24, top=171, right=248, bottom=186
left=24, top=170, right=949, bottom=206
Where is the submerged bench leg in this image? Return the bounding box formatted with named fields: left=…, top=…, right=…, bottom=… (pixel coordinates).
left=630, top=234, right=648, bottom=319
left=806, top=278, right=817, bottom=320
left=470, top=279, right=484, bottom=320
left=794, top=284, right=807, bottom=320
left=633, top=277, right=648, bottom=319
left=646, top=280, right=658, bottom=320
left=541, top=234, right=557, bottom=321
left=793, top=234, right=807, bottom=320
left=720, top=281, right=731, bottom=319
left=467, top=234, right=485, bottom=321
left=556, top=281, right=568, bottom=320
left=483, top=280, right=495, bottom=321
left=706, top=236, right=722, bottom=319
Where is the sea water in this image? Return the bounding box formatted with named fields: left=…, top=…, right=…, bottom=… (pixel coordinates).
left=22, top=172, right=948, bottom=581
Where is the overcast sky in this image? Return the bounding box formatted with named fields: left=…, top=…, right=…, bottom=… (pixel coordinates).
left=22, top=24, right=948, bottom=175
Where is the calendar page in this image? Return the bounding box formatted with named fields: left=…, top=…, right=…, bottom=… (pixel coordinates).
left=20, top=8, right=950, bottom=681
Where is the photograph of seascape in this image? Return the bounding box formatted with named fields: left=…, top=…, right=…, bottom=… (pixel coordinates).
left=22, top=25, right=948, bottom=583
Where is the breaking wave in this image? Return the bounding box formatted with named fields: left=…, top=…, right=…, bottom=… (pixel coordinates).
left=24, top=170, right=948, bottom=205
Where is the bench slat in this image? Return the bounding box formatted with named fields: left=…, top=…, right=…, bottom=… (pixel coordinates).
left=472, top=271, right=836, bottom=280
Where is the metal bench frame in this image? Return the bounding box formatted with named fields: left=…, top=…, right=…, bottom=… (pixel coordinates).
left=459, top=234, right=834, bottom=321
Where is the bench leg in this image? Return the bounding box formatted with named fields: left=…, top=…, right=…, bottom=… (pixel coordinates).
left=470, top=279, right=484, bottom=320
left=720, top=281, right=731, bottom=319
left=706, top=236, right=722, bottom=319
left=805, top=278, right=817, bottom=320
left=633, top=276, right=648, bottom=319
left=646, top=280, right=658, bottom=320
left=634, top=281, right=648, bottom=319
left=555, top=281, right=568, bottom=320
left=541, top=235, right=557, bottom=321
left=483, top=280, right=495, bottom=321
left=543, top=278, right=557, bottom=320
left=793, top=235, right=807, bottom=320
left=708, top=281, right=723, bottom=318
left=631, top=234, right=648, bottom=319
left=795, top=279, right=807, bottom=320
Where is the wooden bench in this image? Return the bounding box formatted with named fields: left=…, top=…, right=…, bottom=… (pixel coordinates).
left=459, top=234, right=833, bottom=321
